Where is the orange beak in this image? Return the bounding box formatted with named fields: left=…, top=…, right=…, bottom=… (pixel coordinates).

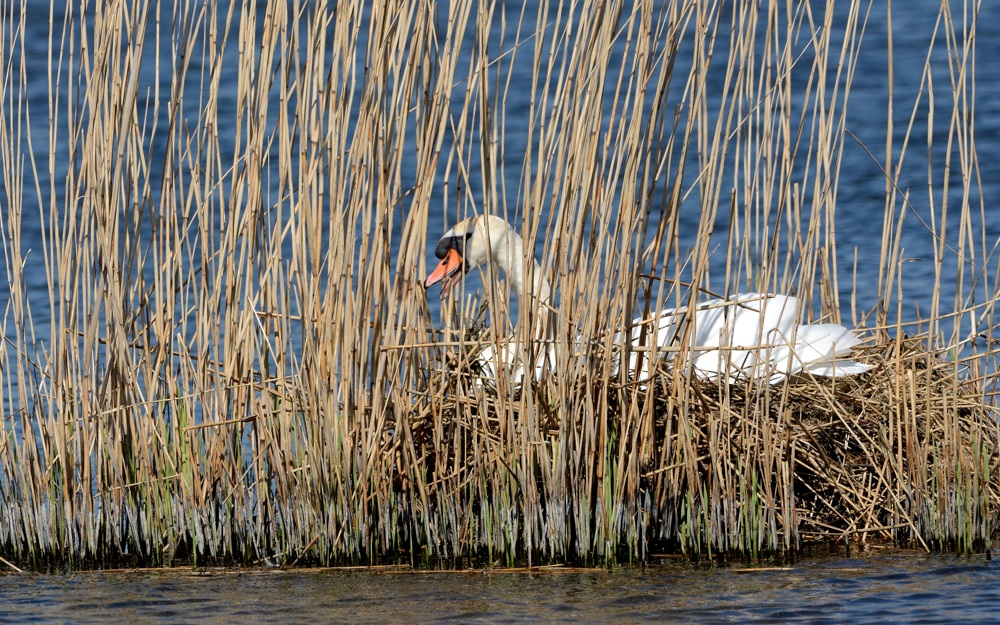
left=424, top=248, right=465, bottom=298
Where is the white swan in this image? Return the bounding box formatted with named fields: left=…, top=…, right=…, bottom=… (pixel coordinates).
left=424, top=215, right=872, bottom=386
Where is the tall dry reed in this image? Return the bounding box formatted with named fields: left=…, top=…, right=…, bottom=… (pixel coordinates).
left=0, top=0, right=996, bottom=569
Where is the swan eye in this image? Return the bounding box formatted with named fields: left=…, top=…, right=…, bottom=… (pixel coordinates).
left=434, top=231, right=473, bottom=260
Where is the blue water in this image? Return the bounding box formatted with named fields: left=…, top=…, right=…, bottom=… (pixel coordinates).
left=3, top=1, right=999, bottom=340
left=1, top=551, right=998, bottom=623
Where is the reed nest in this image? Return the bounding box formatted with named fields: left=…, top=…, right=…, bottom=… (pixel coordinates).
left=411, top=331, right=999, bottom=559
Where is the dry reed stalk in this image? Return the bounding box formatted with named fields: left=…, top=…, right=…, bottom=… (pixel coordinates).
left=0, top=0, right=995, bottom=570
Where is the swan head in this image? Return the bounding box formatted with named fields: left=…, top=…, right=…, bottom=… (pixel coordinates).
left=424, top=215, right=514, bottom=299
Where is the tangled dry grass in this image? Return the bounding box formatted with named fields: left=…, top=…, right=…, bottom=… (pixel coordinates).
left=409, top=329, right=998, bottom=562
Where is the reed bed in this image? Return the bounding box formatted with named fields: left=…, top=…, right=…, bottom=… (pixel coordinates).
left=0, top=0, right=996, bottom=569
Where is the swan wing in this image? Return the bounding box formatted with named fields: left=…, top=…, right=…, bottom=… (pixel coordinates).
left=627, top=294, right=870, bottom=383
left=803, top=359, right=874, bottom=377
left=473, top=339, right=559, bottom=388
left=686, top=294, right=798, bottom=381
left=473, top=342, right=526, bottom=387
left=792, top=324, right=872, bottom=377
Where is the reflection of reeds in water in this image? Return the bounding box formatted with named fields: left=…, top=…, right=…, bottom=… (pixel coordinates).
left=0, top=1, right=996, bottom=569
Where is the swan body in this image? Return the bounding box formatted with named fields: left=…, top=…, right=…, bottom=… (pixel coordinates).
left=616, top=293, right=871, bottom=384
left=425, top=215, right=872, bottom=386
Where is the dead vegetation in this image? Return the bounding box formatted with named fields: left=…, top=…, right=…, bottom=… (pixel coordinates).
left=0, top=0, right=996, bottom=569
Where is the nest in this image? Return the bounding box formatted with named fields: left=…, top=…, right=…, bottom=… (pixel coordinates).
left=409, top=332, right=1000, bottom=555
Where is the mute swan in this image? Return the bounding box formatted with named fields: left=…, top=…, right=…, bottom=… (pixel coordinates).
left=424, top=215, right=872, bottom=385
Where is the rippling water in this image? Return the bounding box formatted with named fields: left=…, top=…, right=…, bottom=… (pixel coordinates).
left=2, top=551, right=998, bottom=624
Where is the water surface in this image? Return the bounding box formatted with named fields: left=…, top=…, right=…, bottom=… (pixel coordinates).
left=2, top=551, right=997, bottom=624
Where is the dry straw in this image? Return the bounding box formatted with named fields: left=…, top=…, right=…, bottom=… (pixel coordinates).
left=0, top=0, right=996, bottom=569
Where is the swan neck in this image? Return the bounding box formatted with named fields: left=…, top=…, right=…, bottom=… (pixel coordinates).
left=492, top=222, right=552, bottom=309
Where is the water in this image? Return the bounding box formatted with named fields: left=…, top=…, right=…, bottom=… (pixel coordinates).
left=2, top=551, right=998, bottom=623
left=4, top=1, right=1000, bottom=338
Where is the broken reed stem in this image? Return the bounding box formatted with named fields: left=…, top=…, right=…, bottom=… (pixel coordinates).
left=0, top=0, right=996, bottom=570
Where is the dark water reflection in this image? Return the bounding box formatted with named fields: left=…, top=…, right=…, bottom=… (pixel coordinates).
left=2, top=552, right=998, bottom=624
